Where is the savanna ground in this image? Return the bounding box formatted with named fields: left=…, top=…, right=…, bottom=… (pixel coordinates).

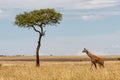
left=0, top=56, right=120, bottom=80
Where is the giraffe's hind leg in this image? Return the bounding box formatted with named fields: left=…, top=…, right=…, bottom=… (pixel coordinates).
left=101, top=64, right=104, bottom=68
left=98, top=64, right=102, bottom=68
left=98, top=62, right=104, bottom=68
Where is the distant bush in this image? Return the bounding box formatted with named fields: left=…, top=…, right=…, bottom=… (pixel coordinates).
left=14, top=55, right=24, bottom=56
left=0, top=55, right=6, bottom=57
left=118, top=58, right=120, bottom=60
left=0, top=64, right=2, bottom=67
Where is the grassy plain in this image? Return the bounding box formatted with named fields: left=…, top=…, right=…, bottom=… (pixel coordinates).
left=0, top=56, right=120, bottom=80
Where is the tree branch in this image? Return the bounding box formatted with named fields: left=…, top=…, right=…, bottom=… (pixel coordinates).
left=32, top=23, right=45, bottom=36
left=32, top=26, right=40, bottom=34
left=40, top=26, right=45, bottom=36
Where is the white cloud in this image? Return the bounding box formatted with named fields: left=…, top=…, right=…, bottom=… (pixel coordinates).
left=98, top=11, right=120, bottom=16
left=0, top=0, right=120, bottom=20
left=87, top=0, right=117, bottom=9
left=0, top=9, right=4, bottom=18
left=81, top=15, right=101, bottom=21
left=0, top=9, right=5, bottom=18
left=80, top=10, right=120, bottom=21
left=0, top=9, right=13, bottom=19
left=0, top=0, right=66, bottom=9
left=0, top=9, right=2, bottom=13
left=63, top=0, right=120, bottom=9
left=112, top=45, right=120, bottom=48
left=0, top=0, right=119, bottom=9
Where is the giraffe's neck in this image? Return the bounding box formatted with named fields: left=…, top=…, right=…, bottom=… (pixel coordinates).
left=85, top=50, right=94, bottom=59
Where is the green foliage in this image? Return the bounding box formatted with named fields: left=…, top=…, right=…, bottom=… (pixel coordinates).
left=15, top=8, right=62, bottom=28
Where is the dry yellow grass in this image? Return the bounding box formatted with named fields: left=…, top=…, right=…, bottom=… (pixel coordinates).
left=0, top=61, right=120, bottom=80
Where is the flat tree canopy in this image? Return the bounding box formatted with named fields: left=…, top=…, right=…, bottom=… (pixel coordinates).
left=15, top=9, right=62, bottom=27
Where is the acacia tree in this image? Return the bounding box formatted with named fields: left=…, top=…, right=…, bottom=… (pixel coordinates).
left=15, top=8, right=62, bottom=67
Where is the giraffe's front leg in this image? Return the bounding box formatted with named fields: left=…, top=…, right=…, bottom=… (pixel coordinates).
left=91, top=60, right=97, bottom=69
left=93, top=62, right=97, bottom=69
left=90, top=62, right=93, bottom=69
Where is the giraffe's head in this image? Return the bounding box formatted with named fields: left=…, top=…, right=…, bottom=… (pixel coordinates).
left=82, top=48, right=88, bottom=53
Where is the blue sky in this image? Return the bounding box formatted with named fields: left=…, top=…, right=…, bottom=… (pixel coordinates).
left=0, top=0, right=120, bottom=55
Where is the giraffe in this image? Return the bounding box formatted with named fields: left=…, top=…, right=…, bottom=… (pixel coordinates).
left=82, top=48, right=104, bottom=69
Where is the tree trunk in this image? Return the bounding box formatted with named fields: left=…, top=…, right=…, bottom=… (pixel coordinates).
left=36, top=33, right=42, bottom=67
